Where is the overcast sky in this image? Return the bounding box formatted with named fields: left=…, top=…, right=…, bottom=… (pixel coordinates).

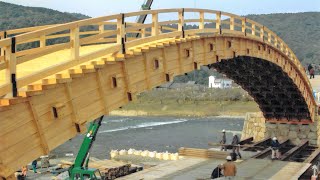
left=1, top=0, right=320, bottom=17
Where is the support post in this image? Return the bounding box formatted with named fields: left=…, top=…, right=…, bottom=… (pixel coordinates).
left=178, top=9, right=185, bottom=38
left=117, top=14, right=126, bottom=54
left=6, top=37, right=17, bottom=97
left=71, top=27, right=80, bottom=60
left=199, top=11, right=205, bottom=30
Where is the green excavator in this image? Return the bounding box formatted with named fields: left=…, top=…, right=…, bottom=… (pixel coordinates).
left=68, top=116, right=104, bottom=180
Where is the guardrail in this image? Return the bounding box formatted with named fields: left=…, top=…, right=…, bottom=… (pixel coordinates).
left=0, top=8, right=313, bottom=108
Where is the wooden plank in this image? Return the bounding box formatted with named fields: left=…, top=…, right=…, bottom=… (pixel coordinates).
left=252, top=139, right=289, bottom=159
left=280, top=140, right=309, bottom=161
left=27, top=98, right=49, bottom=154
left=304, top=148, right=320, bottom=163
left=242, top=137, right=271, bottom=151
left=96, top=69, right=109, bottom=114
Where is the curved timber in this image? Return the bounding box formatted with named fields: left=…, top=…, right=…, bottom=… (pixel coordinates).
left=0, top=8, right=317, bottom=178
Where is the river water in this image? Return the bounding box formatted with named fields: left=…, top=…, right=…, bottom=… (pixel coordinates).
left=52, top=116, right=244, bottom=159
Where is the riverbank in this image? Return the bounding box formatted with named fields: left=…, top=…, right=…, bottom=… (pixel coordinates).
left=111, top=101, right=258, bottom=117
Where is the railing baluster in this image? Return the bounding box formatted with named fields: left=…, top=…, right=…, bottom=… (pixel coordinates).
left=242, top=18, right=246, bottom=34
left=216, top=12, right=221, bottom=31
left=5, top=37, right=17, bottom=97
left=178, top=9, right=185, bottom=38
left=251, top=24, right=255, bottom=36
left=117, top=13, right=126, bottom=54
left=230, top=16, right=234, bottom=31
left=260, top=26, right=264, bottom=41
left=152, top=12, right=159, bottom=36
left=71, top=27, right=80, bottom=59
left=39, top=35, right=46, bottom=48
left=199, top=11, right=205, bottom=30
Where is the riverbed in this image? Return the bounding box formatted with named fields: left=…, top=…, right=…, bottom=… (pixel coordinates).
left=52, top=116, right=244, bottom=159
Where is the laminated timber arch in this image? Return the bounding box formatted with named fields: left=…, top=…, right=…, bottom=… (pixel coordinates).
left=0, top=8, right=317, bottom=178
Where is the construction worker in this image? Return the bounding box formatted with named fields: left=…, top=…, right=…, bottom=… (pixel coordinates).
left=21, top=166, right=27, bottom=177
left=231, top=134, right=242, bottom=159
left=271, top=137, right=280, bottom=160
left=220, top=129, right=227, bottom=151
left=219, top=156, right=237, bottom=179
left=32, top=160, right=37, bottom=173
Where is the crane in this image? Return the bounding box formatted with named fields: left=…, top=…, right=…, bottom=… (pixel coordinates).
left=134, top=0, right=154, bottom=37
left=68, top=116, right=104, bottom=180
left=136, top=0, right=154, bottom=24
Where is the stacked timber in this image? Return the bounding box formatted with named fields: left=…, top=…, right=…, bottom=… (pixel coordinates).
left=89, top=159, right=141, bottom=180
left=178, top=147, right=228, bottom=159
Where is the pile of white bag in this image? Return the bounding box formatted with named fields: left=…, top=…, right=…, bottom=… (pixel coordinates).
left=110, top=148, right=179, bottom=160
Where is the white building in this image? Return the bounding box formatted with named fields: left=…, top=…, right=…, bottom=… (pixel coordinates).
left=208, top=76, right=233, bottom=89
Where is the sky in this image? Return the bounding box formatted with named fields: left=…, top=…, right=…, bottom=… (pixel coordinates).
left=1, top=0, right=320, bottom=17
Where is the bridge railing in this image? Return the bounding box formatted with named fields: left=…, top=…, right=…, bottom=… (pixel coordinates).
left=0, top=9, right=312, bottom=105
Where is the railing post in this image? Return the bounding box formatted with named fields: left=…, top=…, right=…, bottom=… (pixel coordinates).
left=230, top=17, right=234, bottom=31
left=70, top=26, right=80, bottom=59
left=274, top=38, right=278, bottom=48
left=199, top=11, right=205, bottom=30
left=260, top=26, right=264, bottom=41
left=242, top=18, right=246, bottom=33
left=0, top=31, right=7, bottom=56
left=152, top=12, right=159, bottom=36
left=39, top=35, right=46, bottom=48
left=251, top=24, right=255, bottom=36
left=5, top=37, right=17, bottom=97
left=267, top=33, right=271, bottom=43
left=216, top=12, right=221, bottom=31
left=99, top=23, right=105, bottom=33
left=178, top=9, right=185, bottom=38
left=141, top=28, right=146, bottom=38
left=117, top=13, right=126, bottom=54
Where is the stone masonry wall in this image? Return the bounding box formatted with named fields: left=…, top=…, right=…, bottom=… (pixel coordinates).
left=242, top=112, right=320, bottom=146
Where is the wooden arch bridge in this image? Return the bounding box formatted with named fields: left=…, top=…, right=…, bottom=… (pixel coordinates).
left=0, top=8, right=317, bottom=178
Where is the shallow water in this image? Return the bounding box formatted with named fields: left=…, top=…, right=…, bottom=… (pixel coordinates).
left=52, top=116, right=244, bottom=159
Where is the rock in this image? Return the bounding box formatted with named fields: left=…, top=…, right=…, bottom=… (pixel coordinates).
left=293, top=138, right=301, bottom=145
left=288, top=131, right=298, bottom=139
left=298, top=133, right=307, bottom=139
left=309, top=140, right=317, bottom=146
left=266, top=123, right=277, bottom=129
left=307, top=132, right=317, bottom=139
left=310, top=125, right=317, bottom=132
left=289, top=125, right=298, bottom=131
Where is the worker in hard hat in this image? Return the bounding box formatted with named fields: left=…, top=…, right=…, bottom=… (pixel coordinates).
left=231, top=134, right=242, bottom=159
left=219, top=156, right=237, bottom=179
left=271, top=137, right=280, bottom=160
left=220, top=129, right=227, bottom=151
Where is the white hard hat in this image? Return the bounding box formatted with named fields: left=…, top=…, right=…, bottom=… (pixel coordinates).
left=222, top=129, right=226, bottom=133
left=226, top=156, right=232, bottom=160
left=272, top=137, right=277, bottom=141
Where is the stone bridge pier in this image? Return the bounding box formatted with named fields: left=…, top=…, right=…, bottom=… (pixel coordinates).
left=241, top=112, right=320, bottom=145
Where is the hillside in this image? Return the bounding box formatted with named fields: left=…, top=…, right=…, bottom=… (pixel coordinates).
left=0, top=1, right=89, bottom=31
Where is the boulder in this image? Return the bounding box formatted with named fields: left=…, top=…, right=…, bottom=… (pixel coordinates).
left=307, top=132, right=317, bottom=140
left=288, top=131, right=298, bottom=139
